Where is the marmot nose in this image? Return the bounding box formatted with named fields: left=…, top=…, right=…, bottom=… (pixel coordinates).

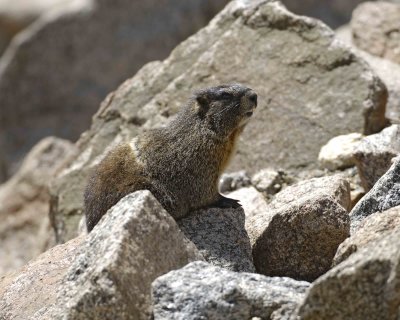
left=248, top=91, right=257, bottom=107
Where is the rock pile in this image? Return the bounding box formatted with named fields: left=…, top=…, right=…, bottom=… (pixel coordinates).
left=1, top=0, right=400, bottom=319
left=50, top=0, right=387, bottom=244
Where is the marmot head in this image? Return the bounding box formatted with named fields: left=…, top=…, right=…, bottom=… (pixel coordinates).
left=192, top=84, right=257, bottom=136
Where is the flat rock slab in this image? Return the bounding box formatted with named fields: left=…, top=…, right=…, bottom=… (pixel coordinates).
left=350, top=156, right=400, bottom=232
left=50, top=0, right=388, bottom=243
left=152, top=261, right=310, bottom=320
left=248, top=175, right=350, bottom=281
left=334, top=205, right=400, bottom=265
left=297, top=228, right=400, bottom=320
left=41, top=191, right=203, bottom=320
left=178, top=207, right=255, bottom=273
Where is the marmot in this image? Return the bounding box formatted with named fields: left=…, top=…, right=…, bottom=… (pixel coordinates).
left=84, top=84, right=257, bottom=231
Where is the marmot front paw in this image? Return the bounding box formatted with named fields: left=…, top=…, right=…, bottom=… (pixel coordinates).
left=213, top=195, right=242, bottom=209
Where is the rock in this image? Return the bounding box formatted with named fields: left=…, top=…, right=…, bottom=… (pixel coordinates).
left=351, top=1, right=400, bottom=64
left=350, top=156, right=400, bottom=232
left=334, top=205, right=400, bottom=265
left=228, top=186, right=269, bottom=221
left=0, top=0, right=230, bottom=182
left=354, top=125, right=400, bottom=190
left=336, top=24, right=400, bottom=121
left=41, top=191, right=203, bottom=320
left=297, top=228, right=400, bottom=320
left=219, top=170, right=251, bottom=193
left=0, top=0, right=82, bottom=25
left=0, top=0, right=86, bottom=53
left=0, top=0, right=84, bottom=55
left=344, top=167, right=365, bottom=209
left=318, top=133, right=364, bottom=170
left=281, top=0, right=366, bottom=28
left=152, top=261, right=310, bottom=320
left=51, top=0, right=388, bottom=244
left=178, top=207, right=255, bottom=272
left=0, top=236, right=85, bottom=320
left=251, top=168, right=290, bottom=197
left=0, top=136, right=77, bottom=276
left=248, top=175, right=350, bottom=281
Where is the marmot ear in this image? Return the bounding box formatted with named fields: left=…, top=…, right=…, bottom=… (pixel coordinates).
left=195, top=92, right=210, bottom=117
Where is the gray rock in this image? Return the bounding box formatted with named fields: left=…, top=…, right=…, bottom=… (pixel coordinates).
left=219, top=170, right=251, bottom=193
left=0, top=0, right=86, bottom=54
left=334, top=205, right=400, bottom=265
left=318, top=133, right=364, bottom=171
left=343, top=166, right=365, bottom=209
left=351, top=1, right=400, bottom=64
left=354, top=125, right=400, bottom=190
left=297, top=228, right=400, bottom=320
left=152, top=261, right=310, bottom=320
left=44, top=191, right=203, bottom=320
left=50, top=0, right=387, bottom=244
left=228, top=186, right=269, bottom=221
left=251, top=168, right=290, bottom=197
left=0, top=0, right=230, bottom=181
left=283, top=0, right=400, bottom=29
left=0, top=236, right=85, bottom=320
left=248, top=175, right=350, bottom=281
left=350, top=156, right=400, bottom=232
left=178, top=207, right=255, bottom=272
left=336, top=25, right=400, bottom=121
left=281, top=0, right=366, bottom=28
left=0, top=136, right=77, bottom=276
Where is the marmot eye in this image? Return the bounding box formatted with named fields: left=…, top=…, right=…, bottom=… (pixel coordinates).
left=219, top=92, right=231, bottom=99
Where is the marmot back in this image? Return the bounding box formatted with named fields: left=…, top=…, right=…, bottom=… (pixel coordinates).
left=84, top=84, right=258, bottom=231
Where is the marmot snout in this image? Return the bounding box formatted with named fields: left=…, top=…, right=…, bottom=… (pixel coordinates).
left=84, top=84, right=257, bottom=231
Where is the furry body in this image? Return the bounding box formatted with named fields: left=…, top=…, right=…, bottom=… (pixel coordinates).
left=84, top=84, right=257, bottom=231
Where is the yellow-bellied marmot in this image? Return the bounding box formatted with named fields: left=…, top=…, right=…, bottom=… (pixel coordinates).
left=84, top=84, right=257, bottom=231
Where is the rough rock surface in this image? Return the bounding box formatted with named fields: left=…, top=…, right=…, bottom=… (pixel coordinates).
left=248, top=175, right=351, bottom=281
left=297, top=228, right=400, bottom=320
left=0, top=236, right=84, bottom=320
left=354, top=125, right=400, bottom=190
left=350, top=156, right=400, bottom=232
left=351, top=1, right=400, bottom=64
left=50, top=0, right=388, bottom=244
left=152, top=261, right=310, bottom=320
left=178, top=207, right=255, bottom=272
left=39, top=191, right=203, bottom=320
left=336, top=24, right=400, bottom=121
left=318, top=133, right=364, bottom=170
left=228, top=186, right=269, bottom=221
left=334, top=205, right=400, bottom=265
left=0, top=0, right=230, bottom=182
left=0, top=136, right=77, bottom=276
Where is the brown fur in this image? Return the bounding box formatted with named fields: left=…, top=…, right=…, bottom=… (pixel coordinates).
left=84, top=84, right=257, bottom=231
